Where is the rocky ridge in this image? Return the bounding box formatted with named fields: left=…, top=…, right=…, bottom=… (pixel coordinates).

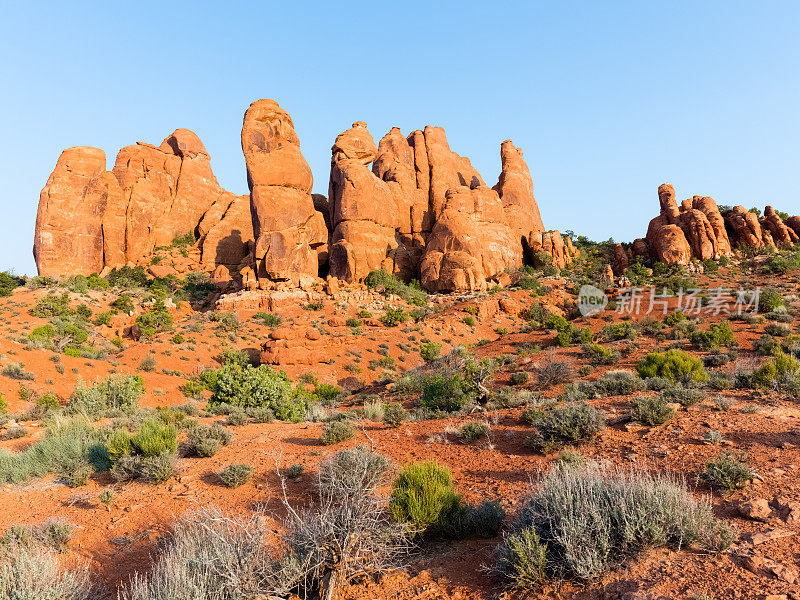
left=33, top=99, right=574, bottom=293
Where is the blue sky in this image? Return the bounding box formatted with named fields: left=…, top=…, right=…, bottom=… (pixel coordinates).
left=1, top=1, right=798, bottom=275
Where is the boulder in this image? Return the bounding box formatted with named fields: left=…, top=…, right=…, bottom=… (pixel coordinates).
left=785, top=216, right=800, bottom=237
left=242, top=99, right=327, bottom=281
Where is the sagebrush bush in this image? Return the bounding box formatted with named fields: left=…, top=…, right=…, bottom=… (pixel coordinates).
left=67, top=375, right=144, bottom=416
left=537, top=360, right=574, bottom=387
left=0, top=417, right=102, bottom=485
left=702, top=452, right=753, bottom=492
left=631, top=395, right=674, bottom=426
left=317, top=445, right=391, bottom=500
left=525, top=403, right=605, bottom=453
left=636, top=349, right=707, bottom=382
left=320, top=420, right=356, bottom=445
left=0, top=543, right=98, bottom=600
left=131, top=418, right=178, bottom=457
left=496, top=462, right=734, bottom=584
left=219, top=463, right=252, bottom=488
left=458, top=421, right=491, bottom=442
left=594, top=370, right=645, bottom=396
left=186, top=424, right=233, bottom=457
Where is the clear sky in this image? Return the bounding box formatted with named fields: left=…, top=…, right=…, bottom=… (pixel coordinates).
left=1, top=1, right=798, bottom=275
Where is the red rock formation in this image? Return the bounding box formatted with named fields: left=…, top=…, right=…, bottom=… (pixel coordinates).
left=420, top=186, right=521, bottom=292
left=725, top=206, right=765, bottom=250
left=197, top=193, right=254, bottom=270
left=786, top=216, right=800, bottom=237
left=761, top=206, right=798, bottom=247
left=493, top=140, right=545, bottom=258
left=35, top=128, right=254, bottom=278
left=34, top=147, right=117, bottom=277
left=328, top=122, right=401, bottom=282
left=242, top=99, right=327, bottom=282
left=644, top=184, right=734, bottom=264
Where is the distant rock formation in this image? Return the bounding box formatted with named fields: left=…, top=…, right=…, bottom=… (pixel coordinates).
left=34, top=98, right=576, bottom=293
left=624, top=183, right=799, bottom=272
left=327, top=122, right=573, bottom=292
left=34, top=129, right=251, bottom=279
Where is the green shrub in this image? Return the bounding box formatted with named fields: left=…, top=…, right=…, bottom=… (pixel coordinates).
left=631, top=395, right=674, bottom=426
left=136, top=300, right=173, bottom=338
left=509, top=371, right=529, bottom=385
left=253, top=311, right=281, bottom=327
left=752, top=349, right=800, bottom=390
left=690, top=322, right=734, bottom=350
left=219, top=463, right=252, bottom=488
left=525, top=403, right=605, bottom=453
left=636, top=350, right=707, bottom=382
left=380, top=306, right=408, bottom=327
left=702, top=452, right=753, bottom=492
left=314, top=383, right=342, bottom=405
left=389, top=461, right=465, bottom=535
left=383, top=403, right=408, bottom=427
left=106, top=265, right=148, bottom=289
left=758, top=288, right=785, bottom=313
left=67, top=375, right=144, bottom=416
left=496, top=527, right=548, bottom=589
left=0, top=271, right=24, bottom=296
left=131, top=419, right=178, bottom=457
left=660, top=382, right=705, bottom=407
left=599, top=321, right=637, bottom=341
left=420, top=342, right=442, bottom=362
left=186, top=424, right=233, bottom=458
left=0, top=418, right=104, bottom=485
left=458, top=421, right=490, bottom=442
left=208, top=364, right=305, bottom=421
left=111, top=293, right=134, bottom=313
left=30, top=293, right=73, bottom=318
left=420, top=373, right=470, bottom=412
left=581, top=343, right=618, bottom=365
left=2, top=362, right=35, bottom=381
left=321, top=420, right=356, bottom=445
left=497, top=462, right=734, bottom=583
left=364, top=269, right=428, bottom=306
left=664, top=311, right=686, bottom=327
left=593, top=370, right=645, bottom=396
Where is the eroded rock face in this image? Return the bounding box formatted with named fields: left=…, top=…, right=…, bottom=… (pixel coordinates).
left=725, top=206, right=765, bottom=250
left=34, top=147, right=116, bottom=277
left=327, top=123, right=564, bottom=291
left=493, top=140, right=545, bottom=258
left=644, top=184, right=733, bottom=264
left=692, top=196, right=731, bottom=256
left=198, top=193, right=254, bottom=270
left=420, top=186, right=521, bottom=293
left=761, top=206, right=798, bottom=247
left=242, top=99, right=327, bottom=282
left=35, top=128, right=254, bottom=278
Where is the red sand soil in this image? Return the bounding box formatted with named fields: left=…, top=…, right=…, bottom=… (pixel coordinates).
left=1, top=264, right=800, bottom=599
